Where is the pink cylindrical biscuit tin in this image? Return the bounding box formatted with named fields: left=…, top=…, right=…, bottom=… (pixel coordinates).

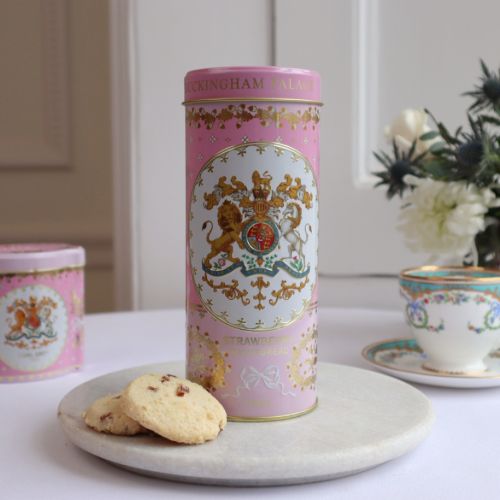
left=184, top=67, right=320, bottom=421
left=0, top=244, right=85, bottom=382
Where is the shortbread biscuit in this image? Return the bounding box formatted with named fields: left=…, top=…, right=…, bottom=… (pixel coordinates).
left=121, top=373, right=227, bottom=444
left=83, top=393, right=145, bottom=436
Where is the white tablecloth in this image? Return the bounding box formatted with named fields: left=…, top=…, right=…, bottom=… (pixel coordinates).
left=1, top=308, right=499, bottom=499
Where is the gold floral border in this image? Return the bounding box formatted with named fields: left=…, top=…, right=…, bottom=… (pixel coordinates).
left=0, top=266, right=84, bottom=279
left=186, top=104, right=320, bottom=131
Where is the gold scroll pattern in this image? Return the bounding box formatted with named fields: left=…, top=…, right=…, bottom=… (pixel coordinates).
left=269, top=277, right=310, bottom=306
left=202, top=274, right=250, bottom=306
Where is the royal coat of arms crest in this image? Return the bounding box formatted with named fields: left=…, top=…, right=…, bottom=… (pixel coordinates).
left=4, top=294, right=58, bottom=347
left=0, top=286, right=68, bottom=371
left=189, top=142, right=318, bottom=331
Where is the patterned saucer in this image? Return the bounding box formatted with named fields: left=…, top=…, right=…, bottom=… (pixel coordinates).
left=362, top=338, right=500, bottom=389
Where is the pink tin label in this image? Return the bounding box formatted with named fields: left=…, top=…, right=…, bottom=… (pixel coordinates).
left=185, top=67, right=320, bottom=420
left=184, top=66, right=321, bottom=102
left=0, top=269, right=84, bottom=382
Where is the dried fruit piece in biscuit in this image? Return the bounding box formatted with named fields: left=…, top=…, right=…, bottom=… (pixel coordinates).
left=83, top=393, right=145, bottom=436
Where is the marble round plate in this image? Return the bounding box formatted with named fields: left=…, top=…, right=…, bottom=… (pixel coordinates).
left=58, top=361, right=434, bottom=486
left=362, top=338, right=500, bottom=389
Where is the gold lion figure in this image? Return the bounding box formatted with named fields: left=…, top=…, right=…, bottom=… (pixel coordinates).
left=252, top=170, right=272, bottom=191
left=202, top=200, right=244, bottom=268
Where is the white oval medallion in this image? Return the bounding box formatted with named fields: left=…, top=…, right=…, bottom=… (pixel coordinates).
left=0, top=285, right=68, bottom=371
left=189, top=142, right=318, bottom=331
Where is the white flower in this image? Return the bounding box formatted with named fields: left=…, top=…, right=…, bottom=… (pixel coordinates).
left=398, top=176, right=500, bottom=257
left=385, top=109, right=441, bottom=156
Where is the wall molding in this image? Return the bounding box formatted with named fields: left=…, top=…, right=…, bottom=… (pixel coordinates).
left=109, top=0, right=140, bottom=310
left=41, top=0, right=70, bottom=166
left=352, top=0, right=380, bottom=188
left=0, top=0, right=70, bottom=168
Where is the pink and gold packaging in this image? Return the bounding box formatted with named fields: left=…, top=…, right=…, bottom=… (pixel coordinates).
left=0, top=244, right=85, bottom=382
left=184, top=67, right=320, bottom=420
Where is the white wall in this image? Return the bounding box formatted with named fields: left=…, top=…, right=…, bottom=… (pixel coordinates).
left=113, top=0, right=500, bottom=311
left=114, top=0, right=272, bottom=309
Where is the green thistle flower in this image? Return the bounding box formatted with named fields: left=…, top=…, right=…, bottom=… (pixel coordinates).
left=422, top=110, right=500, bottom=188
left=456, top=141, right=483, bottom=167
left=373, top=140, right=425, bottom=199
left=464, top=60, right=500, bottom=114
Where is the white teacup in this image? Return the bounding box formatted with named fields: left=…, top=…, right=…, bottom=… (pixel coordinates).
left=400, top=266, right=500, bottom=374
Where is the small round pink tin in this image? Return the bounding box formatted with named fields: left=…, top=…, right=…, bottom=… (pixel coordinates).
left=0, top=243, right=85, bottom=382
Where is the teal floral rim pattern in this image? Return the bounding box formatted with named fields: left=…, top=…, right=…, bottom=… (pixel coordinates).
left=401, top=288, right=500, bottom=334
left=400, top=266, right=500, bottom=284
left=361, top=338, right=500, bottom=381
left=364, top=338, right=423, bottom=361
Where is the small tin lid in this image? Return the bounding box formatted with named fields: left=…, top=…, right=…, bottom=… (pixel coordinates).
left=0, top=243, right=85, bottom=273
left=184, top=66, right=321, bottom=104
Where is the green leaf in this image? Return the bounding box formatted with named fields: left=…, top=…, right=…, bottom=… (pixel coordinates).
left=419, top=131, right=440, bottom=141
left=373, top=151, right=390, bottom=167
left=436, top=121, right=459, bottom=145
left=480, top=114, right=500, bottom=127
left=373, top=171, right=389, bottom=181
left=428, top=141, right=447, bottom=153
left=392, top=139, right=401, bottom=160
left=380, top=150, right=394, bottom=165
left=422, top=160, right=451, bottom=178
left=480, top=59, right=492, bottom=78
